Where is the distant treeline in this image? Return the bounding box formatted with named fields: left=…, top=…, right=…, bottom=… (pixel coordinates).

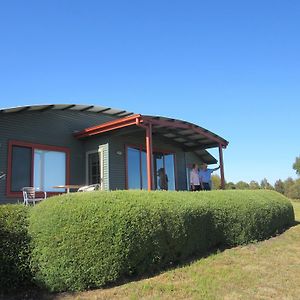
left=211, top=175, right=300, bottom=199
left=211, top=156, right=300, bottom=199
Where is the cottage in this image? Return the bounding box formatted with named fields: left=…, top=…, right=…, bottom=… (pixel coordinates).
left=0, top=104, right=229, bottom=203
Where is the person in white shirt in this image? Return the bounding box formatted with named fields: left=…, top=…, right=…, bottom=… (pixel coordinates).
left=190, top=163, right=201, bottom=191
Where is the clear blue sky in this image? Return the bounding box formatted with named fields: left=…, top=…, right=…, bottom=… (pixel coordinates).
left=0, top=0, right=299, bottom=184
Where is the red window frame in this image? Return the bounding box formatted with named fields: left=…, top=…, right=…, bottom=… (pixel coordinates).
left=125, top=144, right=178, bottom=190
left=6, top=140, right=70, bottom=197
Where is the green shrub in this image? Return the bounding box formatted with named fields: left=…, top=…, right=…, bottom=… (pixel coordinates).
left=0, top=205, right=32, bottom=291
left=29, top=190, right=294, bottom=292
left=206, top=190, right=295, bottom=245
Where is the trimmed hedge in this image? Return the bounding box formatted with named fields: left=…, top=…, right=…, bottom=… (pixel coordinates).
left=28, top=190, right=294, bottom=292
left=0, top=205, right=32, bottom=291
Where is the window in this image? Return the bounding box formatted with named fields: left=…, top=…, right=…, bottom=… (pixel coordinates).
left=7, top=141, right=69, bottom=195
left=34, top=150, right=66, bottom=192
left=11, top=146, right=31, bottom=192
left=126, top=146, right=176, bottom=190
left=127, top=147, right=142, bottom=189
left=86, top=149, right=103, bottom=186
left=164, top=153, right=175, bottom=190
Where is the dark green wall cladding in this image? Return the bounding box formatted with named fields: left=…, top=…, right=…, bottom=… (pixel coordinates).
left=0, top=110, right=115, bottom=203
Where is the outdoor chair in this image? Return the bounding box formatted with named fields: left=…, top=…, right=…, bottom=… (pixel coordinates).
left=77, top=184, right=101, bottom=192
left=22, top=187, right=47, bottom=206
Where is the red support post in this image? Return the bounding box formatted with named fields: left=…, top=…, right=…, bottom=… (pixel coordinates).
left=145, top=123, right=154, bottom=191
left=218, top=144, right=225, bottom=189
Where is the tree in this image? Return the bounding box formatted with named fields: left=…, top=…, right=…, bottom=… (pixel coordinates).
left=293, top=156, right=300, bottom=175
left=235, top=181, right=249, bottom=190
left=260, top=178, right=273, bottom=190
left=249, top=180, right=260, bottom=190
left=285, top=179, right=300, bottom=199
left=283, top=177, right=295, bottom=197
left=211, top=175, right=221, bottom=190
left=226, top=182, right=236, bottom=189
left=274, top=179, right=285, bottom=194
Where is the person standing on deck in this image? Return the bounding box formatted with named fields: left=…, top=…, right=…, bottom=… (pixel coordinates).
left=157, top=168, right=168, bottom=190
left=199, top=163, right=220, bottom=190
left=190, top=163, right=201, bottom=191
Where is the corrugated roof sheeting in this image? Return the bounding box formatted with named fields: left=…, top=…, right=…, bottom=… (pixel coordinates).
left=144, top=115, right=228, bottom=146
left=144, top=115, right=227, bottom=164
left=0, top=104, right=135, bottom=118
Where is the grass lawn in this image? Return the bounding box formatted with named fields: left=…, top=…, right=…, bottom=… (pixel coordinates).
left=3, top=201, right=300, bottom=300
left=55, top=201, right=300, bottom=300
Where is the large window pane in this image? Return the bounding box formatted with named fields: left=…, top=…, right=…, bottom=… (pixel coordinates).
left=154, top=152, right=165, bottom=190
left=127, top=147, right=141, bottom=189
left=11, top=146, right=32, bottom=192
left=141, top=150, right=147, bottom=190
left=34, top=150, right=66, bottom=192
left=165, top=154, right=175, bottom=190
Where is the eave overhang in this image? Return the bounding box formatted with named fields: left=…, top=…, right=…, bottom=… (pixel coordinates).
left=74, top=114, right=229, bottom=164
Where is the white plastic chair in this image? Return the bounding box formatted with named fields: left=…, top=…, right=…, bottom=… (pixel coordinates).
left=77, top=184, right=101, bottom=192
left=22, top=187, right=47, bottom=206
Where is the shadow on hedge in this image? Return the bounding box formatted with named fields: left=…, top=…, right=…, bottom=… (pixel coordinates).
left=0, top=206, right=34, bottom=295
left=77, top=221, right=298, bottom=293
left=64, top=220, right=299, bottom=298
left=2, top=219, right=298, bottom=300
left=0, top=246, right=224, bottom=300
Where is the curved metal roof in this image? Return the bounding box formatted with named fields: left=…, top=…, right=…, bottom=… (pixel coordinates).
left=0, top=104, right=229, bottom=144
left=0, top=104, right=228, bottom=164
left=143, top=115, right=228, bottom=147
left=0, top=104, right=135, bottom=118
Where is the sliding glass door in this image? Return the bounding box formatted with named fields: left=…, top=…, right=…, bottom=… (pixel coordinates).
left=126, top=146, right=176, bottom=190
